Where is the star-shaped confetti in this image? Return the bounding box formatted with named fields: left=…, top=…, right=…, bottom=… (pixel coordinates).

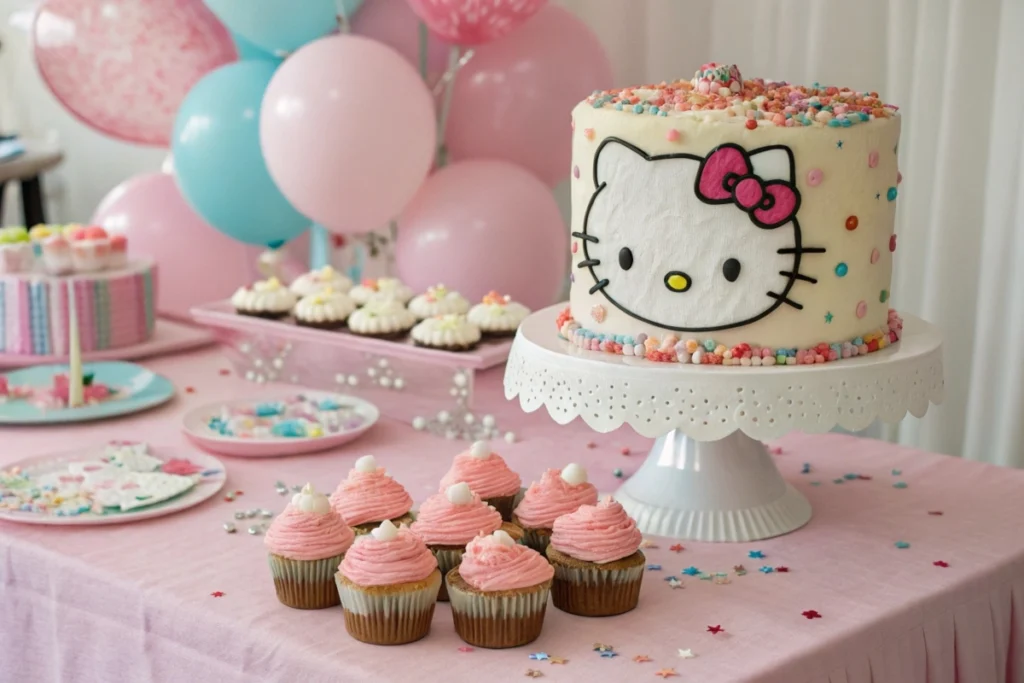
left=734, top=565, right=747, bottom=576
left=759, top=566, right=774, bottom=574
left=458, top=646, right=474, bottom=653
left=593, top=643, right=614, bottom=653
left=875, top=192, right=881, bottom=200
left=801, top=463, right=812, bottom=474
left=895, top=541, right=910, bottom=549
left=713, top=575, right=731, bottom=585
left=824, top=312, right=833, bottom=324
left=698, top=573, right=713, bottom=581
left=893, top=482, right=908, bottom=489
left=802, top=610, right=822, bottom=619
left=600, top=651, right=619, bottom=659
left=843, top=473, right=859, bottom=480
left=748, top=550, right=764, bottom=559
left=706, top=625, right=724, bottom=635
left=934, top=560, right=949, bottom=568
left=665, top=577, right=684, bottom=589
left=548, top=657, right=567, bottom=665
left=655, top=669, right=679, bottom=679
left=647, top=564, right=662, bottom=571
left=833, top=478, right=846, bottom=484
left=640, top=539, right=659, bottom=549
left=525, top=669, right=544, bottom=678
left=677, top=649, right=697, bottom=659
left=682, top=566, right=701, bottom=576
left=669, top=543, right=685, bottom=553
left=891, top=469, right=902, bottom=475
left=529, top=653, right=550, bottom=661
left=633, top=655, right=652, bottom=663
left=776, top=566, right=790, bottom=573
left=210, top=591, right=225, bottom=598
left=836, top=140, right=844, bottom=149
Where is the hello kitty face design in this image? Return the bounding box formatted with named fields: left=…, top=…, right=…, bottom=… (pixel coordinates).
left=577, top=138, right=825, bottom=332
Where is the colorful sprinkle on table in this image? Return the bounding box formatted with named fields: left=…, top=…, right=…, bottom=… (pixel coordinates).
left=670, top=544, right=685, bottom=553
left=600, top=651, right=619, bottom=659
left=529, top=653, right=549, bottom=661
left=525, top=669, right=544, bottom=678
left=934, top=560, right=950, bottom=568
left=548, top=657, right=567, bottom=665
left=706, top=625, right=725, bottom=635
left=895, top=541, right=911, bottom=549
left=458, top=647, right=474, bottom=653
left=776, top=566, right=790, bottom=573
left=892, top=469, right=902, bottom=475
left=748, top=550, right=765, bottom=559
left=210, top=591, right=224, bottom=598
left=734, top=565, right=747, bottom=576
left=801, top=463, right=812, bottom=474
left=647, top=564, right=662, bottom=571
left=682, top=566, right=701, bottom=576
left=894, top=482, right=909, bottom=489
left=633, top=655, right=652, bottom=663
left=593, top=643, right=614, bottom=653
left=613, top=468, right=624, bottom=478
left=677, top=649, right=697, bottom=659
left=802, top=610, right=822, bottom=620
left=621, top=447, right=631, bottom=455
left=655, top=669, right=679, bottom=679
left=666, top=577, right=684, bottom=589
left=928, top=511, right=944, bottom=516
left=759, top=566, right=775, bottom=574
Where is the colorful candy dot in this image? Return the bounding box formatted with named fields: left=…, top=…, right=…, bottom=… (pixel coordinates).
left=583, top=128, right=596, bottom=141
left=745, top=119, right=757, bottom=130
left=834, top=262, right=848, bottom=277
left=887, top=187, right=898, bottom=201
left=571, top=242, right=578, bottom=254
left=845, top=215, right=858, bottom=231
left=573, top=165, right=580, bottom=179
left=870, top=248, right=880, bottom=264
left=880, top=289, right=889, bottom=303
left=868, top=150, right=879, bottom=168
left=806, top=168, right=823, bottom=186
left=667, top=128, right=681, bottom=142
left=889, top=234, right=898, bottom=252
left=855, top=301, right=868, bottom=319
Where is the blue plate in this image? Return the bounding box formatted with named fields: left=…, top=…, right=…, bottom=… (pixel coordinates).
left=0, top=361, right=175, bottom=425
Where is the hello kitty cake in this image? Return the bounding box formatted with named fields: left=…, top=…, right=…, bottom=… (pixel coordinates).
left=561, top=64, right=903, bottom=366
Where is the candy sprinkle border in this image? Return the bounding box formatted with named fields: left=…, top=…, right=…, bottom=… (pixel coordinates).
left=555, top=308, right=903, bottom=366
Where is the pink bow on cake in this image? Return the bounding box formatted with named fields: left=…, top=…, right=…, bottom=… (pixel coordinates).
left=695, top=143, right=801, bottom=229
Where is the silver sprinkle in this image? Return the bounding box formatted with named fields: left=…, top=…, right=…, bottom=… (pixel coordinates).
left=246, top=509, right=258, bottom=518
left=223, top=522, right=236, bottom=533
left=260, top=510, right=273, bottom=519
left=291, top=485, right=302, bottom=493
left=276, top=488, right=288, bottom=496
left=233, top=511, right=246, bottom=520
left=247, top=525, right=262, bottom=535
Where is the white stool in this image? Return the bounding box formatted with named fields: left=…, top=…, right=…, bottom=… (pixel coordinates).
left=0, top=139, right=63, bottom=225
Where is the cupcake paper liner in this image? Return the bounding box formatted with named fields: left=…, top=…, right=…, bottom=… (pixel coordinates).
left=516, top=524, right=552, bottom=554
left=335, top=570, right=442, bottom=645
left=430, top=547, right=465, bottom=602
left=447, top=568, right=551, bottom=649
left=267, top=552, right=346, bottom=610
left=546, top=551, right=645, bottom=617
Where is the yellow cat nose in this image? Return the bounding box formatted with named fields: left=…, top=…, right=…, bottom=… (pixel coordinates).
left=664, top=271, right=692, bottom=293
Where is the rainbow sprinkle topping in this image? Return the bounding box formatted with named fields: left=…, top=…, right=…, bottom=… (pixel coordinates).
left=583, top=63, right=898, bottom=128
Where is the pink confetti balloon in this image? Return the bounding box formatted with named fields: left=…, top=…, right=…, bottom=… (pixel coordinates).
left=405, top=0, right=547, bottom=46
left=33, top=0, right=236, bottom=147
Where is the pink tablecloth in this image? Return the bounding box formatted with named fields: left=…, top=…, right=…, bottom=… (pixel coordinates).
left=3, top=347, right=1024, bottom=683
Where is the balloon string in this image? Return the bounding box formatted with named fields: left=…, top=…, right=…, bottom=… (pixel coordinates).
left=435, top=45, right=462, bottom=168
left=418, top=21, right=428, bottom=81
left=431, top=48, right=474, bottom=97
left=335, top=0, right=351, bottom=33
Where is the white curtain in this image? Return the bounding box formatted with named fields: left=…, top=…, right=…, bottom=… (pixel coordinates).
left=0, top=0, right=1020, bottom=464
left=556, top=0, right=1024, bottom=466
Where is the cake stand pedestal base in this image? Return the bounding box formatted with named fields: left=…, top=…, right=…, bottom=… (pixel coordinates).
left=615, top=429, right=811, bottom=542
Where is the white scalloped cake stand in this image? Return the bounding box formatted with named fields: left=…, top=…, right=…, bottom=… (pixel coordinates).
left=504, top=305, right=944, bottom=542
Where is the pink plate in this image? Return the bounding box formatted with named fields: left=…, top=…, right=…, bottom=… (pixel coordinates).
left=0, top=318, right=214, bottom=368
left=181, top=391, right=380, bottom=458
left=0, top=444, right=225, bottom=526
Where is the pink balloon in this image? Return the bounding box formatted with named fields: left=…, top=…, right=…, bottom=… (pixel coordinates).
left=33, top=0, right=236, bottom=147
left=261, top=35, right=436, bottom=236
left=395, top=160, right=567, bottom=310
left=445, top=5, right=612, bottom=186
left=92, top=173, right=259, bottom=320
left=406, top=0, right=547, bottom=46
left=352, top=0, right=450, bottom=83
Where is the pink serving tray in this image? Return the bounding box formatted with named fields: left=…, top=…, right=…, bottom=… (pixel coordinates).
left=0, top=319, right=214, bottom=368
left=190, top=301, right=513, bottom=370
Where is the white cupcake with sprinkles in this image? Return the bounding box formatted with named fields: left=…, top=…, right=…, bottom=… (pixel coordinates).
left=467, top=291, right=531, bottom=338
left=408, top=284, right=470, bottom=320
left=293, top=288, right=357, bottom=330
left=347, top=298, right=416, bottom=338
left=231, top=277, right=297, bottom=319
left=350, top=277, right=415, bottom=306
left=410, top=314, right=481, bottom=352
left=290, top=265, right=353, bottom=297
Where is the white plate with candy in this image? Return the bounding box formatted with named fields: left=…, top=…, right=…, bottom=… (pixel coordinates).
left=181, top=391, right=379, bottom=458
left=0, top=442, right=225, bottom=526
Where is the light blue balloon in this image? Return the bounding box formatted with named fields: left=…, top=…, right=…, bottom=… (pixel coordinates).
left=231, top=32, right=281, bottom=64
left=205, top=0, right=365, bottom=55
left=172, top=61, right=309, bottom=247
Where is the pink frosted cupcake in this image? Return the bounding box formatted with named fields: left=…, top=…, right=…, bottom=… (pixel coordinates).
left=335, top=520, right=442, bottom=645
left=439, top=441, right=522, bottom=521
left=447, top=529, right=554, bottom=648
left=330, top=455, right=414, bottom=534
left=41, top=234, right=73, bottom=275
left=512, top=464, right=598, bottom=553
left=68, top=225, right=111, bottom=272
left=108, top=234, right=128, bottom=269
left=546, top=497, right=645, bottom=616
left=264, top=483, right=355, bottom=609
left=411, top=482, right=522, bottom=601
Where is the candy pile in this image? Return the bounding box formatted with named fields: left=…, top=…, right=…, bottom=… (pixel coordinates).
left=206, top=395, right=367, bottom=439
left=556, top=308, right=904, bottom=366
left=583, top=63, right=898, bottom=127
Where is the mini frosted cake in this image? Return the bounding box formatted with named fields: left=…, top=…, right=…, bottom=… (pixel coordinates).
left=290, top=265, right=353, bottom=297
left=293, top=288, right=356, bottom=330
left=410, top=482, right=522, bottom=601
left=349, top=277, right=414, bottom=306
left=67, top=226, right=112, bottom=272
left=408, top=284, right=470, bottom=319
left=0, top=227, right=34, bottom=274
left=410, top=314, right=481, bottom=351
left=330, top=455, right=415, bottom=533
left=346, top=298, right=416, bottom=338
left=512, top=464, right=598, bottom=553
left=231, top=277, right=297, bottom=319
left=467, top=291, right=531, bottom=337
left=563, top=63, right=904, bottom=365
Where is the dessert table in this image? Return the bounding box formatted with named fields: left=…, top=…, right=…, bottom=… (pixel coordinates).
left=3, top=346, right=1024, bottom=683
